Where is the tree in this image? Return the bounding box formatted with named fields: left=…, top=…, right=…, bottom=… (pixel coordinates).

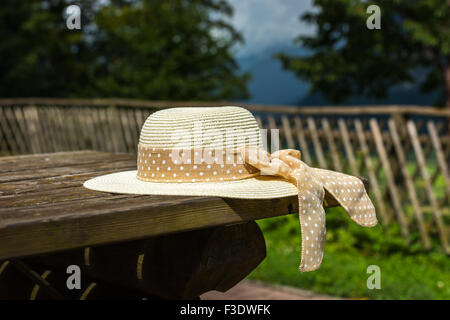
left=277, top=0, right=450, bottom=108
left=0, top=0, right=249, bottom=100
left=0, top=0, right=95, bottom=98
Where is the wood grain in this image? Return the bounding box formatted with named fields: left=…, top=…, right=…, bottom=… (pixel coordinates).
left=321, top=118, right=342, bottom=171
left=388, top=119, right=430, bottom=249
left=1, top=98, right=449, bottom=116
left=0, top=151, right=299, bottom=260
left=427, top=121, right=450, bottom=200
left=307, top=117, right=326, bottom=168
left=354, top=119, right=390, bottom=223
left=370, top=119, right=409, bottom=239
left=338, top=119, right=358, bottom=176
left=293, top=117, right=312, bottom=164
left=407, top=121, right=449, bottom=254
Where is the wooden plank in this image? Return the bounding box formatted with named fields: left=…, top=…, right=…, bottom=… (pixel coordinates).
left=0, top=150, right=131, bottom=173
left=0, top=184, right=138, bottom=209
left=281, top=116, right=295, bottom=149
left=82, top=107, right=96, bottom=151
left=136, top=108, right=148, bottom=129
left=134, top=108, right=146, bottom=143
left=0, top=106, right=13, bottom=155
left=39, top=107, right=58, bottom=153
left=354, top=119, right=390, bottom=223
left=9, top=106, right=30, bottom=153
left=47, top=107, right=65, bottom=152
left=119, top=108, right=135, bottom=153
left=106, top=106, right=124, bottom=153
left=0, top=107, right=20, bottom=155
left=255, top=116, right=263, bottom=129
left=0, top=157, right=135, bottom=184
left=370, top=119, right=409, bottom=239
left=368, top=122, right=387, bottom=201
left=338, top=119, right=358, bottom=175
left=0, top=194, right=297, bottom=261
left=293, top=117, right=312, bottom=164
left=388, top=119, right=431, bottom=249
left=307, top=117, right=326, bottom=168
left=0, top=117, right=10, bottom=156
left=0, top=151, right=302, bottom=260
left=427, top=121, right=450, bottom=200
left=270, top=125, right=281, bottom=152
left=321, top=118, right=342, bottom=171
left=89, top=107, right=103, bottom=151
left=126, top=108, right=140, bottom=154
left=9, top=259, right=65, bottom=300
left=0, top=169, right=131, bottom=198
left=68, top=106, right=85, bottom=150
left=55, top=107, right=73, bottom=151
left=3, top=106, right=28, bottom=154
left=76, top=107, right=94, bottom=151
left=267, top=116, right=277, bottom=131
left=267, top=115, right=278, bottom=150
left=88, top=108, right=103, bottom=151
left=1, top=98, right=449, bottom=117
left=28, top=221, right=266, bottom=300
left=70, top=107, right=87, bottom=151
left=41, top=106, right=60, bottom=153
left=0, top=197, right=297, bottom=261
left=99, top=107, right=113, bottom=152
left=34, top=107, right=54, bottom=153
left=417, top=125, right=442, bottom=186
left=0, top=158, right=132, bottom=189
left=61, top=106, right=79, bottom=151
left=407, top=121, right=449, bottom=254
left=22, top=106, right=43, bottom=154
left=4, top=99, right=442, bottom=158
left=421, top=206, right=450, bottom=216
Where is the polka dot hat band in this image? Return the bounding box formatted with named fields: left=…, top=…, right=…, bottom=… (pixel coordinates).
left=84, top=106, right=378, bottom=272
left=135, top=145, right=377, bottom=272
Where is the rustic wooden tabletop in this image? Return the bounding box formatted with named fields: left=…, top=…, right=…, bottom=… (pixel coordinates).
left=0, top=151, right=298, bottom=260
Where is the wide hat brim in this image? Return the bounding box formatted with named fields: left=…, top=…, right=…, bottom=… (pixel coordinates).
left=83, top=170, right=299, bottom=199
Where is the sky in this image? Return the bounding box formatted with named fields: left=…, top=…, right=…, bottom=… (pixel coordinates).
left=227, top=0, right=315, bottom=58
left=220, top=0, right=315, bottom=105
left=222, top=1, right=436, bottom=106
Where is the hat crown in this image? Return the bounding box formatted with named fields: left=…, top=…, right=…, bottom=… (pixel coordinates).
left=139, top=106, right=261, bottom=149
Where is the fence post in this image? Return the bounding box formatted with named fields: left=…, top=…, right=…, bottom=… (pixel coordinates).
left=388, top=119, right=431, bottom=249
left=407, top=121, right=449, bottom=254
left=370, top=118, right=409, bottom=240
left=354, top=119, right=390, bottom=224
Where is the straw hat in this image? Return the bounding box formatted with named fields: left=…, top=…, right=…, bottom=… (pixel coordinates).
left=84, top=106, right=377, bottom=272
left=85, top=106, right=300, bottom=198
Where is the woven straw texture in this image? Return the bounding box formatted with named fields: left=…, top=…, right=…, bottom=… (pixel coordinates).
left=139, top=106, right=261, bottom=149
left=84, top=106, right=298, bottom=198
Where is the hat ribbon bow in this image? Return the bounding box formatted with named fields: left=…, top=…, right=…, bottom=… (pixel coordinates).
left=240, top=147, right=377, bottom=272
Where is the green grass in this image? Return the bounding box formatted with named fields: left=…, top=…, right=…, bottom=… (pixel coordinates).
left=248, top=207, right=450, bottom=300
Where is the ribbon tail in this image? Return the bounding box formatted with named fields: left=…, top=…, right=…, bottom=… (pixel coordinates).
left=294, top=163, right=327, bottom=272
left=298, top=202, right=326, bottom=272
left=311, top=168, right=378, bottom=227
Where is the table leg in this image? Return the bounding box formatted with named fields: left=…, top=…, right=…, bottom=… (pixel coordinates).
left=23, top=221, right=266, bottom=300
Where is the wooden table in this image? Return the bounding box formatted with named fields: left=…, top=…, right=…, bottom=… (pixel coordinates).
left=0, top=151, right=301, bottom=299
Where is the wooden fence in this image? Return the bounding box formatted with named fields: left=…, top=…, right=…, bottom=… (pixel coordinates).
left=0, top=98, right=449, bottom=253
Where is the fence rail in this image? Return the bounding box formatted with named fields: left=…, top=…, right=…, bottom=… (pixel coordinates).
left=1, top=98, right=449, bottom=253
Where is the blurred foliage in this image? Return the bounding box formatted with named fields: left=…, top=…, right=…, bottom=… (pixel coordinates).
left=251, top=207, right=450, bottom=299
left=277, top=0, right=450, bottom=106
left=0, top=0, right=249, bottom=100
